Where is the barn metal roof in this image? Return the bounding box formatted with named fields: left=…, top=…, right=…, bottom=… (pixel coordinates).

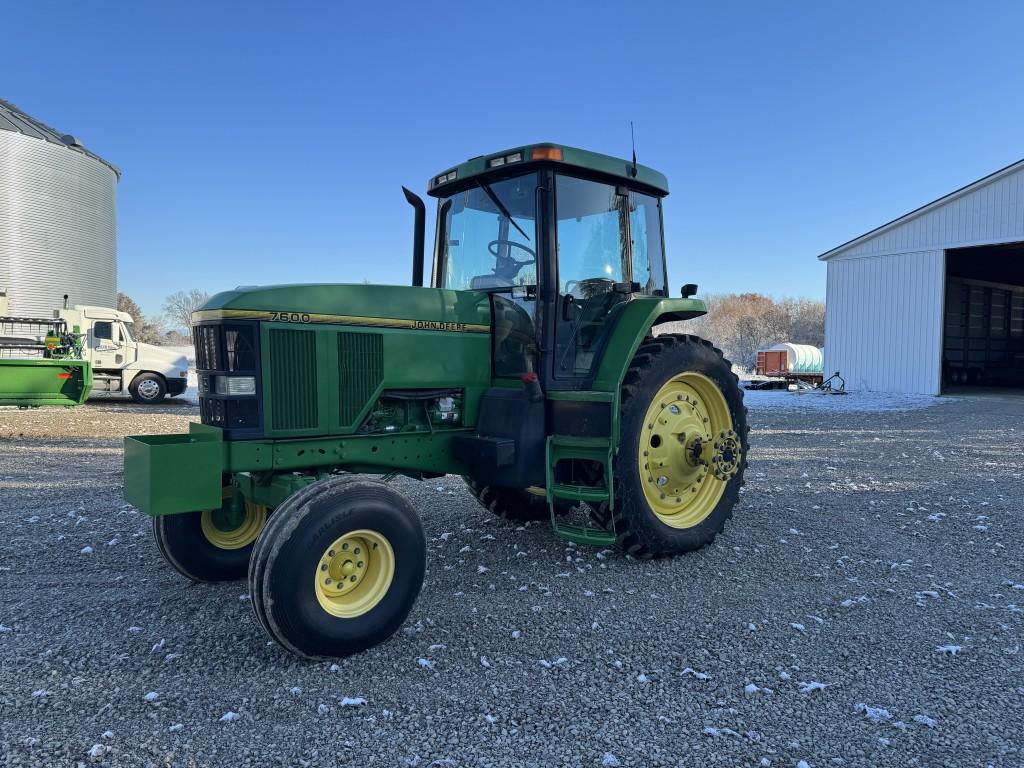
left=818, top=157, right=1024, bottom=261
left=0, top=98, right=120, bottom=177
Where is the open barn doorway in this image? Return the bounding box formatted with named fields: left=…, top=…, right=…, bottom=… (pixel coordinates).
left=943, top=242, right=1024, bottom=393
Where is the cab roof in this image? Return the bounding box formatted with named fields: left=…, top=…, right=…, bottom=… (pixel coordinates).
left=427, top=142, right=669, bottom=198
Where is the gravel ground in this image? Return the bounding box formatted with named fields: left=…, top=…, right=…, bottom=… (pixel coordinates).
left=1, top=392, right=1022, bottom=767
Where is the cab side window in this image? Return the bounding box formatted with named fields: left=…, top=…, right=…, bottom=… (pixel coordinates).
left=629, top=192, right=668, bottom=296
left=555, top=176, right=626, bottom=296
left=93, top=321, right=114, bottom=341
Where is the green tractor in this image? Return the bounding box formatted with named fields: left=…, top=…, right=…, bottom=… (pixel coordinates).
left=124, top=143, right=748, bottom=658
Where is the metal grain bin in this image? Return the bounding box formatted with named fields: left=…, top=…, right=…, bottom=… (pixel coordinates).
left=0, top=99, right=119, bottom=317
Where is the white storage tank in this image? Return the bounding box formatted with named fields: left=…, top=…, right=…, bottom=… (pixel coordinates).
left=770, top=342, right=824, bottom=374
left=0, top=99, right=119, bottom=317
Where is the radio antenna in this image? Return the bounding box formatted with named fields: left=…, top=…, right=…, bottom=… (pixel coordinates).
left=630, top=121, right=638, bottom=177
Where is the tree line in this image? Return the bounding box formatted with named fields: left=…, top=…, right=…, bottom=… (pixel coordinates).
left=659, top=293, right=825, bottom=370
left=116, top=289, right=209, bottom=345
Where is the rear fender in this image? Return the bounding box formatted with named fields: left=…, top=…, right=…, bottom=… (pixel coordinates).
left=592, top=297, right=706, bottom=444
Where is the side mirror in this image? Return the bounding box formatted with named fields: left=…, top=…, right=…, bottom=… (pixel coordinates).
left=681, top=283, right=698, bottom=298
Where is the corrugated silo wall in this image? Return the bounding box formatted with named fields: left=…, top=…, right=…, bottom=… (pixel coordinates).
left=0, top=131, right=117, bottom=317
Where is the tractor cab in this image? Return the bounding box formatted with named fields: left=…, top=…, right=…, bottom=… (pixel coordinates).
left=422, top=144, right=670, bottom=389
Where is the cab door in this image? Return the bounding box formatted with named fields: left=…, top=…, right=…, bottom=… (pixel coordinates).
left=90, top=320, right=125, bottom=369
left=552, top=175, right=630, bottom=380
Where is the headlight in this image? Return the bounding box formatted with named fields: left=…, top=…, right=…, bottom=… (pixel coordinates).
left=215, top=375, right=256, bottom=396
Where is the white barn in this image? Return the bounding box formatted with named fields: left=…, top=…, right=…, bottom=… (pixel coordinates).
left=819, top=158, right=1024, bottom=395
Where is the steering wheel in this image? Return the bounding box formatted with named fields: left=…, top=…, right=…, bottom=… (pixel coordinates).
left=488, top=239, right=536, bottom=266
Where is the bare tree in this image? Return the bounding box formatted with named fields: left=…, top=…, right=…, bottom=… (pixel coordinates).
left=162, top=289, right=210, bottom=338
left=117, top=293, right=164, bottom=344
left=660, top=292, right=825, bottom=370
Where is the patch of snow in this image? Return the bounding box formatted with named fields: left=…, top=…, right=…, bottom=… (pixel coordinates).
left=219, top=711, right=241, bottom=722
left=855, top=703, right=891, bottom=722
left=88, top=744, right=107, bottom=759
left=935, top=644, right=962, bottom=656
left=799, top=681, right=830, bottom=695
left=681, top=667, right=710, bottom=680
left=539, top=656, right=568, bottom=668
left=340, top=697, right=366, bottom=707
left=602, top=753, right=621, bottom=767
left=742, top=388, right=949, bottom=413
left=417, top=658, right=434, bottom=669
left=168, top=723, right=184, bottom=733
left=913, top=714, right=937, bottom=728
left=484, top=714, right=497, bottom=724
left=80, top=546, right=93, bottom=555
left=143, top=691, right=159, bottom=702
left=790, top=622, right=806, bottom=633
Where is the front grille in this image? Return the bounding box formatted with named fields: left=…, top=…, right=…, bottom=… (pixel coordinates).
left=338, top=331, right=383, bottom=425
left=195, top=325, right=221, bottom=370
left=193, top=320, right=263, bottom=438
left=268, top=328, right=318, bottom=431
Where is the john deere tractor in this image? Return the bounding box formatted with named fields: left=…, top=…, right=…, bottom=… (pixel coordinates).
left=124, top=144, right=748, bottom=659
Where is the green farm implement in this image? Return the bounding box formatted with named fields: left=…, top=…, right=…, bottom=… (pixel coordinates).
left=0, top=316, right=91, bottom=407
left=124, top=143, right=749, bottom=658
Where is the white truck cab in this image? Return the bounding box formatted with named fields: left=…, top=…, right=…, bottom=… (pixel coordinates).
left=59, top=305, right=189, bottom=404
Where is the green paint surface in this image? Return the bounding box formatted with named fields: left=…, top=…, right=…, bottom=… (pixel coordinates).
left=0, top=359, right=92, bottom=407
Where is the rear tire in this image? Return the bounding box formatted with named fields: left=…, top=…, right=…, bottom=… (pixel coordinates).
left=130, top=373, right=167, bottom=404
left=464, top=478, right=573, bottom=523
left=598, top=334, right=748, bottom=558
left=248, top=477, right=425, bottom=659
left=153, top=490, right=268, bottom=582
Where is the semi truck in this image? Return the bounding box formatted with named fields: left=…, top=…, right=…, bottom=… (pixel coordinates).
left=0, top=292, right=189, bottom=404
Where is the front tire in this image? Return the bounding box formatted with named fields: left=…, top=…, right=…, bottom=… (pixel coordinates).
left=130, top=373, right=167, bottom=404
left=153, top=489, right=268, bottom=582
left=248, top=477, right=425, bottom=659
left=604, top=334, right=748, bottom=558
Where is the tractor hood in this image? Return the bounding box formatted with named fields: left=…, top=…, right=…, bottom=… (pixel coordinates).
left=192, top=284, right=492, bottom=334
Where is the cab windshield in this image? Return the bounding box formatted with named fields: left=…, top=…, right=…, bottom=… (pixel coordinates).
left=436, top=173, right=539, bottom=291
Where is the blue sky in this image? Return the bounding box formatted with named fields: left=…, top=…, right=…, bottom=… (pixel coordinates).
left=5, top=1, right=1024, bottom=317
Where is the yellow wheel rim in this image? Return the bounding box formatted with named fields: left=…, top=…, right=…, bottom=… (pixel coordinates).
left=200, top=488, right=267, bottom=550
left=638, top=371, right=741, bottom=529
left=314, top=529, right=395, bottom=619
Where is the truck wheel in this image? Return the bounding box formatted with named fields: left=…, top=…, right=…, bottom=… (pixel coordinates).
left=603, top=334, right=748, bottom=558
left=153, top=489, right=269, bottom=582
left=130, top=373, right=167, bottom=404
left=248, top=477, right=425, bottom=659
left=463, top=478, right=573, bottom=523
